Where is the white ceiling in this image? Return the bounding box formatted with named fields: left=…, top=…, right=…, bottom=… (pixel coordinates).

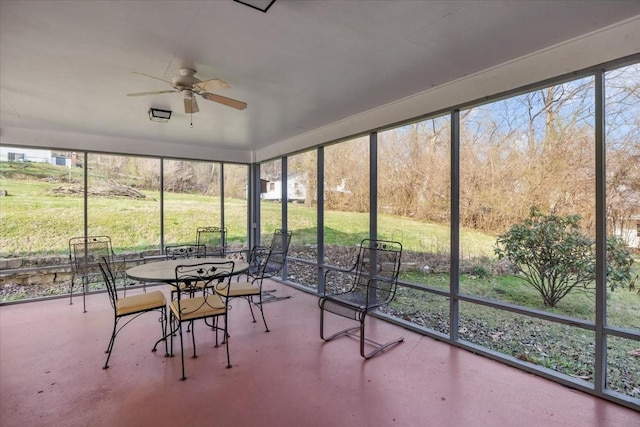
left=1, top=1, right=640, bottom=163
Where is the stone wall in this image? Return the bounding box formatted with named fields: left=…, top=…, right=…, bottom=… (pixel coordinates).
left=0, top=251, right=161, bottom=287
left=0, top=256, right=72, bottom=286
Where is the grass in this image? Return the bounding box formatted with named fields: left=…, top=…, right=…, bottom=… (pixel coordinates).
left=386, top=273, right=640, bottom=397
left=398, top=270, right=639, bottom=327
left=0, top=161, right=500, bottom=255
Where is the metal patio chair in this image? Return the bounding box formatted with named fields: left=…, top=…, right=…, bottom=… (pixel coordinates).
left=98, top=257, right=167, bottom=369
left=196, top=226, right=227, bottom=257
left=169, top=261, right=235, bottom=380
left=318, top=239, right=403, bottom=359
left=216, top=229, right=292, bottom=332
left=69, top=236, right=115, bottom=312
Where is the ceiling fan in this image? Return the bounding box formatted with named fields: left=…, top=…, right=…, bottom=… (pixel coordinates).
left=126, top=68, right=247, bottom=113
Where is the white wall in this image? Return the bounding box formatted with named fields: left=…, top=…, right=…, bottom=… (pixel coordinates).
left=0, top=146, right=51, bottom=163
left=616, top=219, right=640, bottom=248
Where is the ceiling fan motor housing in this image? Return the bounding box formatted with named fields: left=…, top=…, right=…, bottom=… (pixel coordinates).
left=171, top=69, right=200, bottom=92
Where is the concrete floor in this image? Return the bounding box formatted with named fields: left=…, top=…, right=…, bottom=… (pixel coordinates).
left=1, top=282, right=638, bottom=427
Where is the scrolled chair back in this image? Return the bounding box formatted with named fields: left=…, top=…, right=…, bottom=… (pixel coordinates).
left=165, top=244, right=207, bottom=260
left=174, top=261, right=235, bottom=313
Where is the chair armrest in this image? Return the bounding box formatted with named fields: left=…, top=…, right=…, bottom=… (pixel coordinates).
left=252, top=246, right=269, bottom=255
left=363, top=276, right=398, bottom=308
left=249, top=246, right=270, bottom=267
left=112, top=253, right=138, bottom=286
left=234, top=246, right=268, bottom=262
left=322, top=264, right=358, bottom=296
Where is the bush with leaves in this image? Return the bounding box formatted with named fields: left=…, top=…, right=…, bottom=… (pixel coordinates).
left=605, top=235, right=635, bottom=291
left=495, top=207, right=634, bottom=307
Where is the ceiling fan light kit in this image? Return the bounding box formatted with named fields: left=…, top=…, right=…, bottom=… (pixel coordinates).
left=148, top=108, right=171, bottom=123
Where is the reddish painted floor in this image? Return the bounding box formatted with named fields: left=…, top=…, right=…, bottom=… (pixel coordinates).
left=1, top=282, right=638, bottom=427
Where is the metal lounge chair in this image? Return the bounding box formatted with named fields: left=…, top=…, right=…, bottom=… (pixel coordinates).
left=318, top=239, right=403, bottom=359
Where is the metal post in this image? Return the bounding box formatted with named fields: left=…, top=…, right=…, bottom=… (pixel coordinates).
left=594, top=69, right=607, bottom=393
left=450, top=110, right=460, bottom=342
left=317, top=147, right=325, bottom=294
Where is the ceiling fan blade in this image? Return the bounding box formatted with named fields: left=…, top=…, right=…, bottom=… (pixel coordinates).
left=126, top=90, right=177, bottom=97
left=185, top=96, right=199, bottom=114
left=201, top=93, right=247, bottom=110
left=194, top=78, right=230, bottom=92
left=132, top=71, right=173, bottom=85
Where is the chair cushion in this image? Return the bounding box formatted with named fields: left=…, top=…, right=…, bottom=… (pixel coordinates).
left=215, top=281, right=260, bottom=297
left=116, top=291, right=166, bottom=316
left=170, top=294, right=226, bottom=321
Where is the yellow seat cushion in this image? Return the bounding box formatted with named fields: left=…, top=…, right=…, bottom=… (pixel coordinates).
left=170, top=294, right=226, bottom=321
left=215, top=281, right=260, bottom=297
left=116, top=291, right=166, bottom=316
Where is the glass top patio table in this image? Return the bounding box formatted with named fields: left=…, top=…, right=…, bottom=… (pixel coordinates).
left=126, top=257, right=249, bottom=283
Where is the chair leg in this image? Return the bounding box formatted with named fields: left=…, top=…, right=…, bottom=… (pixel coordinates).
left=162, top=308, right=168, bottom=356
left=69, top=277, right=75, bottom=306
left=320, top=316, right=359, bottom=342
left=82, top=276, right=88, bottom=313
left=152, top=307, right=169, bottom=357
left=213, top=317, right=221, bottom=347
left=177, top=321, right=186, bottom=381
left=319, top=302, right=403, bottom=359
left=223, top=313, right=231, bottom=369
left=245, top=296, right=257, bottom=323
left=319, top=300, right=359, bottom=342
left=68, top=272, right=89, bottom=309
left=255, top=295, right=270, bottom=332
left=103, top=317, right=118, bottom=369
left=190, top=321, right=198, bottom=359
left=169, top=314, right=176, bottom=357
left=359, top=313, right=404, bottom=360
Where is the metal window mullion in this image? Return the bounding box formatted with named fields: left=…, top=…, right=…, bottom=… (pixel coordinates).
left=281, top=157, right=288, bottom=280
left=450, top=110, right=461, bottom=343
left=83, top=151, right=88, bottom=239
left=318, top=147, right=325, bottom=293
left=250, top=163, right=260, bottom=248
left=594, top=69, right=607, bottom=393
left=248, top=163, right=252, bottom=247
left=160, top=158, right=164, bottom=250
left=369, top=132, right=378, bottom=305
left=281, top=157, right=288, bottom=229
left=370, top=132, right=377, bottom=241
left=220, top=163, right=225, bottom=230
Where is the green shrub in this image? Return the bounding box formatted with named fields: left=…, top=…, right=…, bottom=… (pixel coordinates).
left=495, top=207, right=634, bottom=307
